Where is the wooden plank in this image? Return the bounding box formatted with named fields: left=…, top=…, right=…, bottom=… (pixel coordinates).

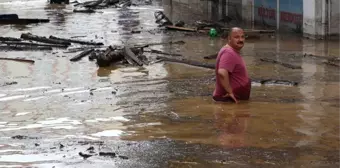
left=0, top=36, right=22, bottom=41
left=70, top=49, right=95, bottom=62
left=49, top=35, right=103, bottom=45
left=21, top=33, right=71, bottom=46
left=165, top=25, right=197, bottom=32
left=0, top=57, right=34, bottom=63
left=156, top=55, right=215, bottom=69
left=260, top=58, right=302, bottom=69
left=203, top=53, right=218, bottom=59
left=123, top=46, right=143, bottom=66
left=0, top=18, right=49, bottom=25
left=1, top=41, right=68, bottom=48
left=0, top=45, right=52, bottom=51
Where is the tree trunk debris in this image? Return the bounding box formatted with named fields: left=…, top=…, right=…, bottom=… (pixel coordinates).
left=0, top=57, right=35, bottom=63
left=1, top=41, right=68, bottom=48
left=21, top=33, right=71, bottom=46
left=260, top=58, right=302, bottom=69
left=70, top=49, right=95, bottom=62
left=0, top=45, right=52, bottom=51
left=156, top=55, right=215, bottom=69
left=49, top=35, right=104, bottom=45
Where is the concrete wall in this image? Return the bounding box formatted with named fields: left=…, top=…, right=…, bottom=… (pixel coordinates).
left=330, top=0, right=340, bottom=36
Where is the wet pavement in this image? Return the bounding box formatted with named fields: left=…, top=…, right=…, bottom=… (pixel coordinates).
left=0, top=0, right=339, bottom=167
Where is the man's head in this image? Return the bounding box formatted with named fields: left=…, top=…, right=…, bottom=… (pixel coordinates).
left=227, top=27, right=245, bottom=51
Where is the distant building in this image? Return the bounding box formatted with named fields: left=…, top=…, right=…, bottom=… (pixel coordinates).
left=163, top=0, right=339, bottom=39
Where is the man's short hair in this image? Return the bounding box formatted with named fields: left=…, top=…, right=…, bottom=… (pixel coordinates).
left=221, top=27, right=243, bottom=39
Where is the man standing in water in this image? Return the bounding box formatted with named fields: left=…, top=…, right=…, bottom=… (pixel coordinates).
left=213, top=27, right=251, bottom=103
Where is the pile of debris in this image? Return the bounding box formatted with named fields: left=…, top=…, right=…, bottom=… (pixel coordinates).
left=72, top=0, right=151, bottom=13
left=153, top=11, right=276, bottom=38
left=84, top=40, right=186, bottom=67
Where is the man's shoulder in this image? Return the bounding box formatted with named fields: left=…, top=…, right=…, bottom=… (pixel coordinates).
left=219, top=47, right=236, bottom=58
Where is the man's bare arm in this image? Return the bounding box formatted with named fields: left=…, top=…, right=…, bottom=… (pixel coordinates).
left=217, top=69, right=238, bottom=103
left=217, top=69, right=233, bottom=94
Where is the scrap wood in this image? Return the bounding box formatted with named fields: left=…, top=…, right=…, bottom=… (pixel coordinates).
left=165, top=25, right=206, bottom=33
left=49, top=35, right=104, bottom=45
left=1, top=41, right=68, bottom=48
left=203, top=53, right=218, bottom=59
left=70, top=49, right=95, bottom=62
left=144, top=49, right=182, bottom=56
left=0, top=45, right=52, bottom=51
left=156, top=55, right=215, bottom=69
left=323, top=60, right=340, bottom=67
left=0, top=36, right=22, bottom=41
left=21, top=33, right=71, bottom=46
left=0, top=57, right=35, bottom=63
left=123, top=46, right=143, bottom=66
left=260, top=58, right=302, bottom=69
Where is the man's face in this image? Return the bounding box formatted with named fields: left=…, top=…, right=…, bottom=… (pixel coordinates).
left=228, top=29, right=245, bottom=50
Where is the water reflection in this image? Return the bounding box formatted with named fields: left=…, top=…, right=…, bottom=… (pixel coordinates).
left=44, top=4, right=67, bottom=27
left=214, top=104, right=250, bottom=148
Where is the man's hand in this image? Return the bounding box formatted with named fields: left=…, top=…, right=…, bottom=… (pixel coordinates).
left=223, top=93, right=238, bottom=103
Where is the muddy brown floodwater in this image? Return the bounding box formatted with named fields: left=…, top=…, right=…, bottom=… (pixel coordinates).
left=0, top=0, right=339, bottom=167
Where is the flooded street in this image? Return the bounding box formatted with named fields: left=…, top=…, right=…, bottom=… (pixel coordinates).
left=0, top=0, right=339, bottom=167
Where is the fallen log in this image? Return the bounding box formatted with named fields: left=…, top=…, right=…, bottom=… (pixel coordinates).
left=0, top=14, right=19, bottom=20
left=73, top=8, right=96, bottom=13
left=99, top=0, right=119, bottom=7
left=204, top=27, right=276, bottom=34
left=1, top=41, right=68, bottom=48
left=123, top=46, right=143, bottom=66
left=203, top=53, right=218, bottom=59
left=83, top=0, right=103, bottom=8
left=156, top=55, right=215, bottom=69
left=327, top=57, right=340, bottom=62
left=0, top=81, right=18, bottom=87
left=324, top=61, right=340, bottom=67
left=133, top=40, right=185, bottom=48
left=63, top=46, right=103, bottom=53
left=0, top=45, right=52, bottom=51
left=21, top=33, right=71, bottom=46
left=0, top=18, right=49, bottom=25
left=260, top=58, right=302, bottom=69
left=49, top=35, right=103, bottom=45
left=0, top=37, right=22, bottom=41
left=116, top=0, right=132, bottom=8
left=165, top=25, right=197, bottom=32
left=0, top=57, right=35, bottom=63
left=252, top=79, right=299, bottom=86
left=144, top=49, right=182, bottom=56
left=70, top=49, right=95, bottom=62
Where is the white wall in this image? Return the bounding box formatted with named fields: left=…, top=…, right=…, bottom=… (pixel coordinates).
left=242, top=0, right=254, bottom=28
left=303, top=0, right=317, bottom=37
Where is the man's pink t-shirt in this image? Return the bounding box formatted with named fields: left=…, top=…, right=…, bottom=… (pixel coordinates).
left=213, top=46, right=251, bottom=100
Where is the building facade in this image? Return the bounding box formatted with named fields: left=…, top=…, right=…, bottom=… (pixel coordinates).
left=163, top=0, right=339, bottom=39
